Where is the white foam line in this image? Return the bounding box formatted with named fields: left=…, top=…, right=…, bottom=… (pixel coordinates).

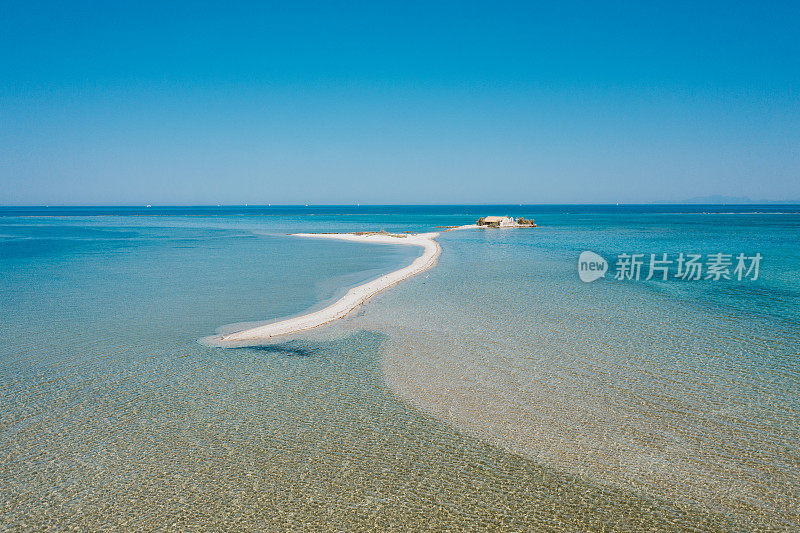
left=218, top=231, right=443, bottom=341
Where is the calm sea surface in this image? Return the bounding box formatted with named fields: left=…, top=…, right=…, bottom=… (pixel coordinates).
left=1, top=205, right=798, bottom=530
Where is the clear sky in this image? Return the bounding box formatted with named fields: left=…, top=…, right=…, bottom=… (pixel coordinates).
left=1, top=1, right=798, bottom=205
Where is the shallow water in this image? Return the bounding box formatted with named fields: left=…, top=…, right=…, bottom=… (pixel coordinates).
left=367, top=211, right=800, bottom=527
left=1, top=206, right=798, bottom=529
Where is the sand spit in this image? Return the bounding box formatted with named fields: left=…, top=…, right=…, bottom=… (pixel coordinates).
left=216, top=231, right=443, bottom=342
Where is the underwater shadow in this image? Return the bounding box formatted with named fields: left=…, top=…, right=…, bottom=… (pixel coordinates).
left=234, top=343, right=315, bottom=357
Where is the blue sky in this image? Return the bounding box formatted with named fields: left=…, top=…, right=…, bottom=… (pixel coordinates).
left=1, top=1, right=798, bottom=205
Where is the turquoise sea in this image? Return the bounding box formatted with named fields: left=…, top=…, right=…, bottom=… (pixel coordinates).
left=1, top=205, right=798, bottom=530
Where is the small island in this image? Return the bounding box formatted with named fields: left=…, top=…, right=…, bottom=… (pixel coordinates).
left=476, top=216, right=537, bottom=228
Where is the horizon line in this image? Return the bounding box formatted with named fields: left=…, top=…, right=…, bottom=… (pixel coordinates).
left=2, top=202, right=800, bottom=208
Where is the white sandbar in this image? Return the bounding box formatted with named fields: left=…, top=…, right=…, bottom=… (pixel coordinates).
left=219, top=232, right=442, bottom=341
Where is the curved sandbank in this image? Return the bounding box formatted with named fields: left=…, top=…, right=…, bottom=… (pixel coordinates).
left=218, top=231, right=442, bottom=342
